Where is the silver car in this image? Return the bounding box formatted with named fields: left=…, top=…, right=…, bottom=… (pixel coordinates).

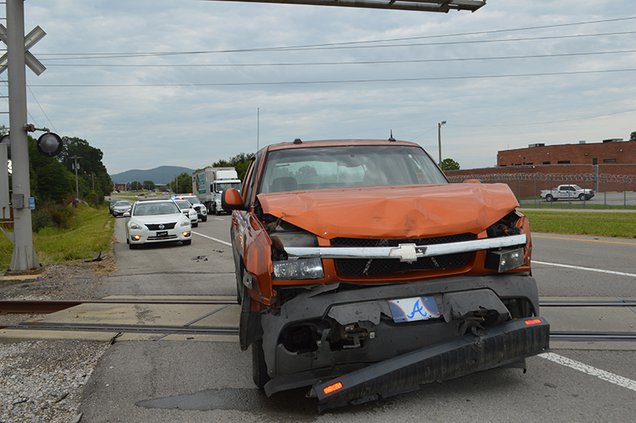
left=126, top=200, right=191, bottom=249
left=173, top=199, right=199, bottom=228
left=175, top=195, right=208, bottom=222
left=111, top=200, right=132, bottom=217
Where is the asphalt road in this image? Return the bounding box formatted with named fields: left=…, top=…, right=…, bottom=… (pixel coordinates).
left=79, top=216, right=636, bottom=422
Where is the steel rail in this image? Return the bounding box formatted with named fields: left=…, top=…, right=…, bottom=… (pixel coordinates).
left=1, top=299, right=635, bottom=315
left=0, top=299, right=238, bottom=314
left=549, top=331, right=636, bottom=342
left=2, top=319, right=636, bottom=342
left=539, top=300, right=636, bottom=307
left=5, top=321, right=239, bottom=336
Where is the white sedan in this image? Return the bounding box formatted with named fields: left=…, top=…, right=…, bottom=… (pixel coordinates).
left=126, top=200, right=192, bottom=249
left=173, top=199, right=199, bottom=227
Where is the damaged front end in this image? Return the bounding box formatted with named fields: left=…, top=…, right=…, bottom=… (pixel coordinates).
left=260, top=274, right=549, bottom=410
left=252, top=207, right=549, bottom=410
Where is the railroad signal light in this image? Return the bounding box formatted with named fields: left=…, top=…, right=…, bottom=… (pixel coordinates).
left=36, top=132, right=63, bottom=157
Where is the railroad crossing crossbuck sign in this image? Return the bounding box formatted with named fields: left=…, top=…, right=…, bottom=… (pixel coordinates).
left=0, top=24, right=46, bottom=75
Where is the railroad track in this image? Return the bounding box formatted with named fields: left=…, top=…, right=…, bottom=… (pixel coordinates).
left=1, top=299, right=635, bottom=342
left=1, top=298, right=634, bottom=315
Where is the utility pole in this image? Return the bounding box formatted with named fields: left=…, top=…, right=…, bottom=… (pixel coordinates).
left=437, top=120, right=446, bottom=166
left=70, top=156, right=80, bottom=200
left=7, top=0, right=37, bottom=271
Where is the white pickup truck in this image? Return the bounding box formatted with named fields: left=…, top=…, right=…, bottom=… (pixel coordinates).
left=540, top=184, right=594, bottom=201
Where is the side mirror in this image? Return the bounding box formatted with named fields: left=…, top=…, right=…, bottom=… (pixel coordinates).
left=222, top=188, right=244, bottom=211
left=123, top=211, right=131, bottom=217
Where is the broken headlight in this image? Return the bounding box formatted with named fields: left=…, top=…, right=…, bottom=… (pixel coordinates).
left=269, top=225, right=323, bottom=279
left=485, top=247, right=525, bottom=272
left=485, top=211, right=527, bottom=273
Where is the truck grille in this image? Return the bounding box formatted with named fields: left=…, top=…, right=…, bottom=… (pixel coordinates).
left=145, top=222, right=177, bottom=230
left=331, top=233, right=476, bottom=277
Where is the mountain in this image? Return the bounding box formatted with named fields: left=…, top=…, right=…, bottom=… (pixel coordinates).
left=110, top=166, right=194, bottom=185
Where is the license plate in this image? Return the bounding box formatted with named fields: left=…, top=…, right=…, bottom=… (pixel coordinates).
left=156, top=231, right=168, bottom=237
left=388, top=296, right=440, bottom=323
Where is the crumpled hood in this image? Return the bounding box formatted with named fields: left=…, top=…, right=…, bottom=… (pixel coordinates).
left=257, top=184, right=518, bottom=239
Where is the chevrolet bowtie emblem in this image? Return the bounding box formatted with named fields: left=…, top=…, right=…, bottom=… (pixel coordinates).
left=389, top=243, right=426, bottom=263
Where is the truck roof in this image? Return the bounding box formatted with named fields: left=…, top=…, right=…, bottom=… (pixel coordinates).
left=265, top=139, right=421, bottom=152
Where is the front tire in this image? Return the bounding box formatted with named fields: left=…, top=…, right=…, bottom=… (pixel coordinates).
left=182, top=239, right=192, bottom=246
left=201, top=216, right=207, bottom=222
left=252, top=338, right=270, bottom=389
left=545, top=194, right=554, bottom=202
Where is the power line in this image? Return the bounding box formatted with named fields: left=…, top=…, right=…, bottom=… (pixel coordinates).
left=39, top=14, right=636, bottom=58
left=41, top=48, right=636, bottom=68
left=37, top=30, right=636, bottom=60
left=28, top=68, right=636, bottom=88
left=27, top=84, right=57, bottom=133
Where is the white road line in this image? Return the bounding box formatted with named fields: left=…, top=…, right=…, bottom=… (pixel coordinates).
left=192, top=231, right=232, bottom=247
left=533, top=260, right=636, bottom=278
left=540, top=352, right=636, bottom=393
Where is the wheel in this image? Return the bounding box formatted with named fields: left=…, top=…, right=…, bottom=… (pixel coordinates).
left=545, top=194, right=554, bottom=202
left=129, top=243, right=137, bottom=249
left=201, top=216, right=207, bottom=222
left=252, top=338, right=270, bottom=389
left=182, top=239, right=192, bottom=246
left=579, top=193, right=586, bottom=201
left=215, top=207, right=221, bottom=216
left=193, top=222, right=198, bottom=228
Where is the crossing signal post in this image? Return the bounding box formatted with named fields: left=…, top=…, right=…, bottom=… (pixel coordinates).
left=2, top=0, right=53, bottom=272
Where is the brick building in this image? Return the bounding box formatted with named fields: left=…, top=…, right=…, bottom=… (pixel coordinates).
left=446, top=137, right=636, bottom=197
left=497, top=139, right=636, bottom=167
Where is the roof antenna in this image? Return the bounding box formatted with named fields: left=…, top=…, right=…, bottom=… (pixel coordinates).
left=388, top=130, right=396, bottom=142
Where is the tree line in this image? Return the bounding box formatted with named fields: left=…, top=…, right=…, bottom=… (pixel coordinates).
left=168, top=153, right=255, bottom=193
left=28, top=136, right=112, bottom=204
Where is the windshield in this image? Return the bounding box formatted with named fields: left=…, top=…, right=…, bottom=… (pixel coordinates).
left=114, top=201, right=131, bottom=207
left=181, top=196, right=200, bottom=204
left=133, top=202, right=180, bottom=216
left=259, top=145, right=447, bottom=194
left=174, top=200, right=192, bottom=209
left=216, top=182, right=241, bottom=192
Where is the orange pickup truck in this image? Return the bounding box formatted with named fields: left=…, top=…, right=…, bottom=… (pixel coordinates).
left=222, top=138, right=549, bottom=411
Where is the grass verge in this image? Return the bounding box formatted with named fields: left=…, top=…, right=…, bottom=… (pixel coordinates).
left=523, top=210, right=636, bottom=238
left=1, top=204, right=114, bottom=271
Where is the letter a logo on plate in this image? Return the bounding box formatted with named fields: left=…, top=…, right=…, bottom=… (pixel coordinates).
left=388, top=296, right=440, bottom=323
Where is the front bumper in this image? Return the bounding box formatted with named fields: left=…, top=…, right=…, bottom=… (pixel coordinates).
left=261, top=274, right=547, bottom=400
left=312, top=317, right=549, bottom=411
left=128, top=229, right=191, bottom=244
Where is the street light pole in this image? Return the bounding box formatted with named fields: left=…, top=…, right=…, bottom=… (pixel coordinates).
left=437, top=120, right=446, bottom=166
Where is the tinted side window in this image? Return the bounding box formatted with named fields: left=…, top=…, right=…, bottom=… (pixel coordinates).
left=242, top=153, right=261, bottom=206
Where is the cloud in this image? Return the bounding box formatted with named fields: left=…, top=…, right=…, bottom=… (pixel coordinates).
left=5, top=0, right=634, bottom=174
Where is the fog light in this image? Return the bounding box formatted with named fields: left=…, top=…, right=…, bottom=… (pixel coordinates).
left=485, top=247, right=525, bottom=272
left=182, top=231, right=191, bottom=237
left=132, top=235, right=141, bottom=241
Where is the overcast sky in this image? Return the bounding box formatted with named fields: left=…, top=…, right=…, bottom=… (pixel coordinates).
left=4, top=0, right=635, bottom=174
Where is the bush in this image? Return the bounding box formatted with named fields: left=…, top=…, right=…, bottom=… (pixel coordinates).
left=31, top=203, right=74, bottom=232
